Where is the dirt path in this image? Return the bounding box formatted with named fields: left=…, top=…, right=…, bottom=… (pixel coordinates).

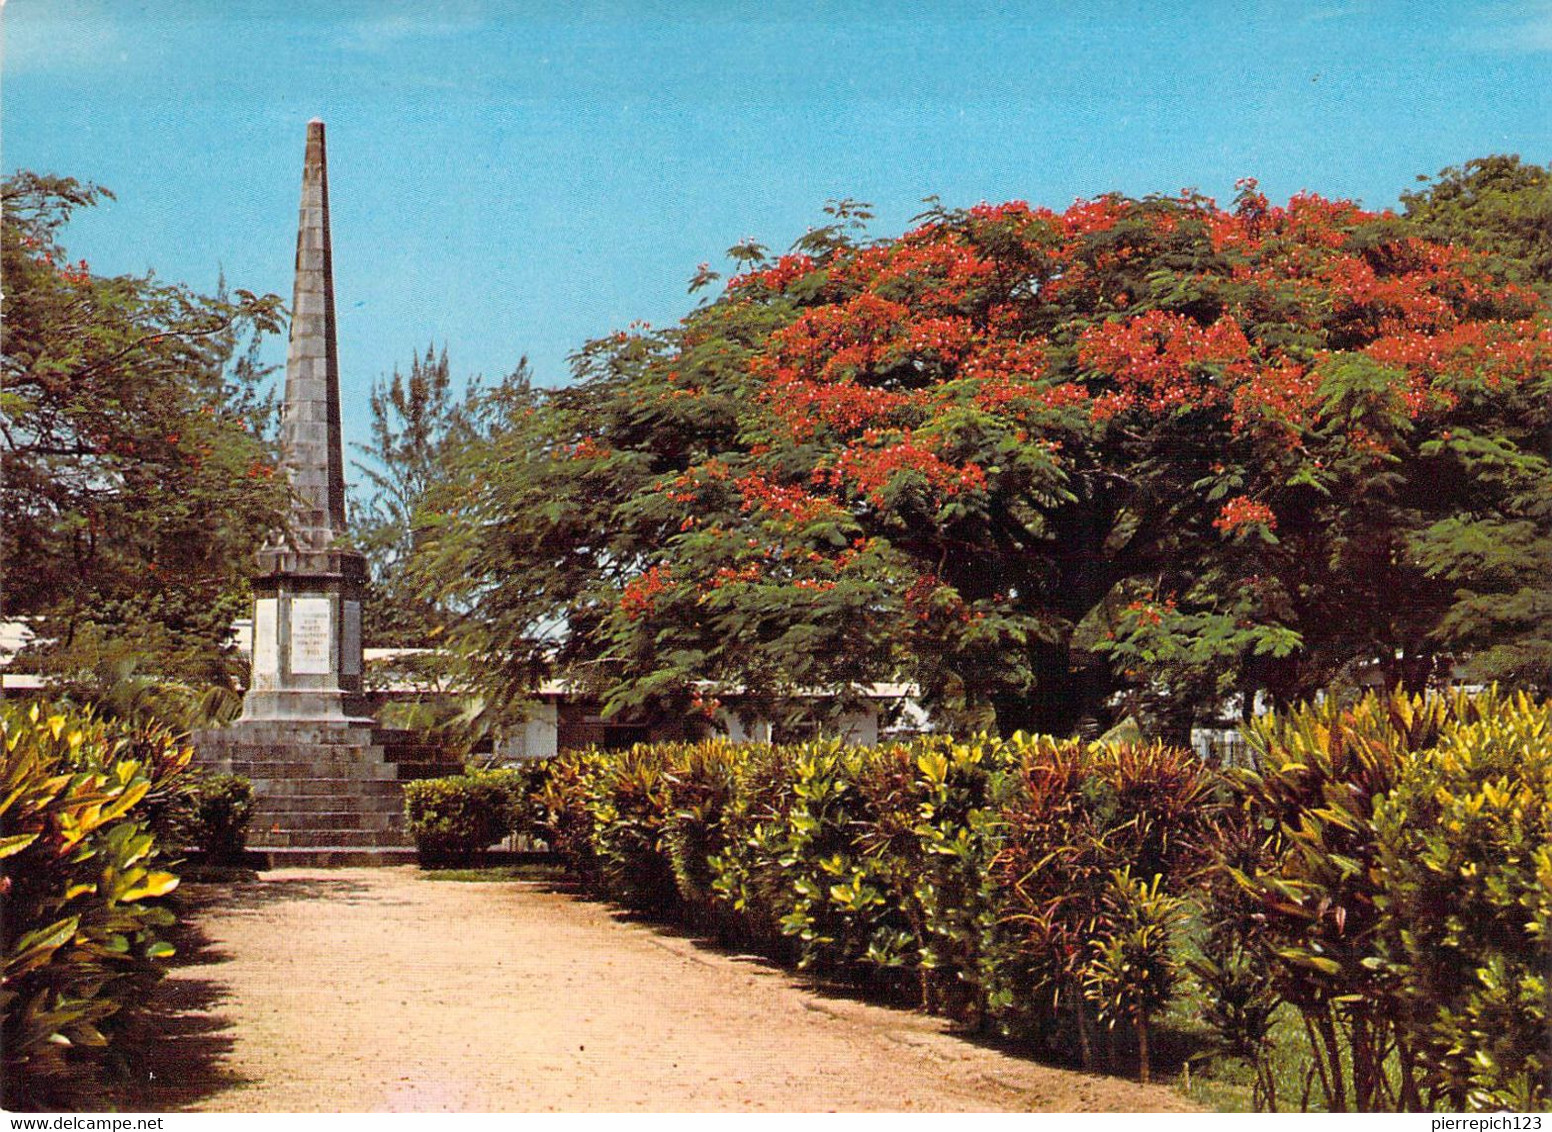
left=127, top=867, right=1198, bottom=1112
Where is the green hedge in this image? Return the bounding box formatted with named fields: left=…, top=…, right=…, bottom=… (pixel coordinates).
left=1, top=702, right=190, bottom=1110
left=520, top=688, right=1551, bottom=1110
left=402, top=764, right=542, bottom=865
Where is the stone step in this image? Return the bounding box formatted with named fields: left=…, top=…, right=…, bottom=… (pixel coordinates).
left=249, top=809, right=400, bottom=833
left=250, top=827, right=410, bottom=849
left=245, top=776, right=405, bottom=799
left=197, top=725, right=378, bottom=748
left=249, top=791, right=404, bottom=814
left=212, top=760, right=403, bottom=781
left=198, top=743, right=382, bottom=762
left=217, top=756, right=458, bottom=777
left=254, top=846, right=421, bottom=868
left=200, top=740, right=446, bottom=757
left=199, top=724, right=440, bottom=748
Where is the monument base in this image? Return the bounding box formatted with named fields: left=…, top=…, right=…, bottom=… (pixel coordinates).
left=193, top=720, right=461, bottom=868
left=237, top=688, right=376, bottom=725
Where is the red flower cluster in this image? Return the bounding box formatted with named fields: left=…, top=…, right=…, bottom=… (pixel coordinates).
left=871, top=234, right=997, bottom=310
left=759, top=374, right=918, bottom=438
left=1053, top=196, right=1128, bottom=238
left=1123, top=599, right=1166, bottom=628
left=736, top=475, right=843, bottom=524
left=728, top=253, right=817, bottom=293
left=632, top=185, right=1548, bottom=591
left=764, top=293, right=913, bottom=383
left=1231, top=359, right=1321, bottom=431
left=567, top=437, right=611, bottom=461
left=1366, top=319, right=1552, bottom=397
left=968, top=200, right=1034, bottom=223
left=620, top=563, right=674, bottom=621
left=832, top=433, right=985, bottom=506
left=1213, top=497, right=1277, bottom=533
left=1079, top=311, right=1254, bottom=417
left=710, top=563, right=762, bottom=589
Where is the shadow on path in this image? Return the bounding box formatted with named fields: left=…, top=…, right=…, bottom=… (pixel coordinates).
left=565, top=878, right=1207, bottom=1087
left=109, top=895, right=242, bottom=1111
left=108, top=873, right=374, bottom=1110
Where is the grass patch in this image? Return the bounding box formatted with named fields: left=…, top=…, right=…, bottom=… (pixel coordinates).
left=1161, top=991, right=1319, bottom=1112
left=419, top=863, right=566, bottom=883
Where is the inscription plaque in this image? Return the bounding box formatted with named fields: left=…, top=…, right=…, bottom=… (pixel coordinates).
left=289, top=597, right=332, bottom=674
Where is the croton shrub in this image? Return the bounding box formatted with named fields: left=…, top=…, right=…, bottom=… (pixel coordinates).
left=506, top=687, right=1549, bottom=1110
left=0, top=702, right=188, bottom=1109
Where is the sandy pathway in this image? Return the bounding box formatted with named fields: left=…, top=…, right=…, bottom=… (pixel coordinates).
left=129, top=867, right=1197, bottom=1112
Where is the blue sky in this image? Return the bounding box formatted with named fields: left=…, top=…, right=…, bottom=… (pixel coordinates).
left=5, top=1, right=1550, bottom=460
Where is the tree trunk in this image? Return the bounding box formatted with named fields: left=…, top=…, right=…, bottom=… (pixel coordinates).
left=991, top=640, right=1108, bottom=737
left=1073, top=992, right=1095, bottom=1070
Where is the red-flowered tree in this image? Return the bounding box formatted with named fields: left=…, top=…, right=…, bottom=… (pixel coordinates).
left=424, top=182, right=1551, bottom=737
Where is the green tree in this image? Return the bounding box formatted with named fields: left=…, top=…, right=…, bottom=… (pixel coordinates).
left=420, top=180, right=1551, bottom=737
left=1393, top=156, right=1552, bottom=692
left=1401, top=155, right=1552, bottom=298
left=352, top=346, right=533, bottom=647
left=1, top=172, right=287, bottom=690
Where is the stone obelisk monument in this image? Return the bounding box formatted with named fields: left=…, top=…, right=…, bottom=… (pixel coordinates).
left=241, top=118, right=370, bottom=724
left=196, top=121, right=449, bottom=866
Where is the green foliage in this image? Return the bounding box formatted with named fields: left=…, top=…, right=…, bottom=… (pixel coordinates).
left=993, top=736, right=1213, bottom=1065
left=350, top=346, right=535, bottom=648
left=657, top=741, right=740, bottom=923
left=0, top=702, right=187, bottom=1109
left=858, top=736, right=1013, bottom=1020
left=24, top=647, right=246, bottom=736
left=2, top=172, right=288, bottom=691
left=519, top=691, right=1549, bottom=1107
left=1187, top=802, right=1285, bottom=1109
left=1233, top=689, right=1460, bottom=1110
left=1082, top=869, right=1185, bottom=1083
left=1233, top=687, right=1551, bottom=1111
left=702, top=742, right=804, bottom=956
left=769, top=740, right=916, bottom=984
left=527, top=731, right=1210, bottom=1078
left=1371, top=692, right=1552, bottom=1111
left=1401, top=155, right=1552, bottom=297
left=402, top=765, right=534, bottom=865
left=420, top=171, right=1550, bottom=739
left=582, top=746, right=681, bottom=911
left=182, top=773, right=254, bottom=864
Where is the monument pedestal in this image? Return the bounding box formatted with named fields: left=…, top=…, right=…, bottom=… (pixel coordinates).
left=196, top=543, right=461, bottom=865
left=240, top=545, right=372, bottom=723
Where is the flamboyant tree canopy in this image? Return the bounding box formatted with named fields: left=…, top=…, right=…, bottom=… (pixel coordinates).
left=424, top=172, right=1552, bottom=737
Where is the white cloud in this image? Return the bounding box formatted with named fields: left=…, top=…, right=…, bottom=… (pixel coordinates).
left=337, top=4, right=488, bottom=54
left=1473, top=0, right=1552, bottom=52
